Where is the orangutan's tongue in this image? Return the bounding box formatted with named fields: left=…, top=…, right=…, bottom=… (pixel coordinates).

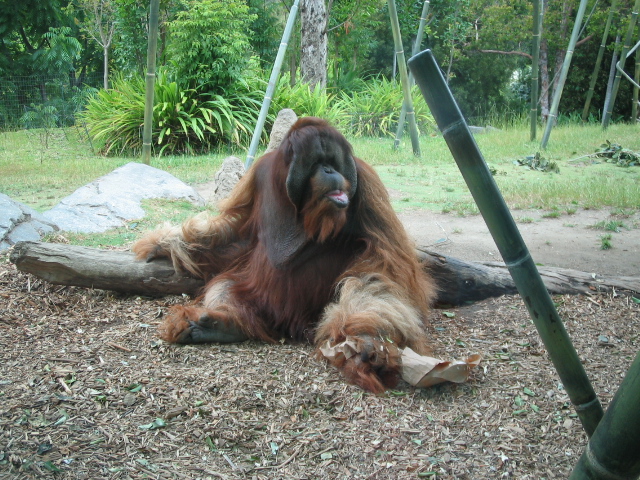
left=328, top=190, right=348, bottom=203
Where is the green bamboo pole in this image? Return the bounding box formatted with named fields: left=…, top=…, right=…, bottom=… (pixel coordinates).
left=394, top=0, right=430, bottom=149
left=602, top=36, right=621, bottom=117
left=530, top=0, right=542, bottom=140
left=569, top=350, right=640, bottom=479
left=141, top=0, right=160, bottom=165
left=408, top=50, right=604, bottom=437
left=634, top=44, right=640, bottom=121
left=245, top=0, right=300, bottom=169
left=602, top=0, right=640, bottom=129
left=582, top=0, right=618, bottom=122
left=388, top=0, right=420, bottom=156
left=541, top=0, right=589, bottom=149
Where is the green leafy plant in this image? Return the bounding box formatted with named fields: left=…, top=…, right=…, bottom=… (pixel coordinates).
left=272, top=76, right=345, bottom=128
left=591, top=220, right=627, bottom=232
left=337, top=77, right=435, bottom=137
left=155, top=81, right=213, bottom=155
left=166, top=0, right=256, bottom=92
left=595, top=140, right=640, bottom=167
left=600, top=233, right=613, bottom=250
left=32, top=27, right=82, bottom=76
left=78, top=75, right=146, bottom=155
left=79, top=72, right=263, bottom=156
left=20, top=104, right=60, bottom=161
left=271, top=75, right=435, bottom=138
left=515, top=152, right=560, bottom=173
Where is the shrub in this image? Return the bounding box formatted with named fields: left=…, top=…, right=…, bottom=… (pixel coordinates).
left=166, top=0, right=256, bottom=92
left=271, top=75, right=435, bottom=138
left=338, top=76, right=435, bottom=137
left=79, top=72, right=265, bottom=156
left=271, top=76, right=347, bottom=128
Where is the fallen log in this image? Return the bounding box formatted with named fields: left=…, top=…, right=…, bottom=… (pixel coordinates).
left=9, top=241, right=202, bottom=297
left=9, top=241, right=640, bottom=305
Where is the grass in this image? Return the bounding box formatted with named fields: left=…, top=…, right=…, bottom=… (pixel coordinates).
left=591, top=220, right=628, bottom=232
left=1, top=122, right=639, bottom=219
left=541, top=209, right=561, bottom=219
left=600, top=233, right=613, bottom=250
left=353, top=123, right=640, bottom=213
left=0, top=128, right=232, bottom=211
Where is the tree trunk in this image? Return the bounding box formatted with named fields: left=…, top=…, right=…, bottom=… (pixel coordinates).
left=300, top=0, right=327, bottom=89
left=530, top=0, right=542, bottom=140
left=540, top=38, right=550, bottom=120
left=553, top=49, right=565, bottom=94
left=10, top=242, right=640, bottom=307
left=103, top=45, right=109, bottom=90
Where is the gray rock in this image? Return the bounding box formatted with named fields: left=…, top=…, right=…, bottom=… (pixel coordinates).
left=43, top=162, right=205, bottom=233
left=211, top=156, right=245, bottom=203
left=265, top=109, right=298, bottom=153
left=0, top=193, right=59, bottom=252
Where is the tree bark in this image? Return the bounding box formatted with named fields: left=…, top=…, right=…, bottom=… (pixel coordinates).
left=10, top=241, right=640, bottom=306
left=300, top=0, right=327, bottom=88
left=10, top=241, right=202, bottom=297
left=540, top=38, right=550, bottom=120
left=103, top=45, right=109, bottom=90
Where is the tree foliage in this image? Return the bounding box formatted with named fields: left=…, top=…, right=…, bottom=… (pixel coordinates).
left=31, top=27, right=82, bottom=76
left=0, top=0, right=67, bottom=75
left=165, top=0, right=256, bottom=92
left=247, top=0, right=281, bottom=69
left=4, top=0, right=637, bottom=143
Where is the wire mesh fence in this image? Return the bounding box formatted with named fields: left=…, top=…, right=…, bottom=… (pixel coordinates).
left=0, top=74, right=101, bottom=132
left=0, top=74, right=102, bottom=158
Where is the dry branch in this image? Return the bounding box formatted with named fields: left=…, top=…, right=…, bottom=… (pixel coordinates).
left=9, top=241, right=639, bottom=305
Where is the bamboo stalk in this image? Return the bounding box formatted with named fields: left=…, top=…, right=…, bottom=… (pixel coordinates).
left=634, top=44, right=640, bottom=121
left=582, top=0, right=618, bottom=122
left=408, top=49, right=604, bottom=437
left=530, top=0, right=542, bottom=140
left=245, top=0, right=300, bottom=169
left=394, top=0, right=431, bottom=149
left=602, top=0, right=640, bottom=128
left=388, top=0, right=420, bottom=157
left=602, top=36, right=621, bottom=117
left=141, top=0, right=160, bottom=165
left=541, top=0, right=589, bottom=148
left=569, top=350, right=640, bottom=479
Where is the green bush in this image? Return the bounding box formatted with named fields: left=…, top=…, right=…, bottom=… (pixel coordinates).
left=271, top=76, right=347, bottom=128
left=271, top=75, right=435, bottom=138
left=79, top=72, right=265, bottom=156
left=78, top=76, right=145, bottom=155
left=166, top=0, right=256, bottom=92
left=338, top=77, right=435, bottom=137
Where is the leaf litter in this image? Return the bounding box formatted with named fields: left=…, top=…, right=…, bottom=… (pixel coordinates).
left=0, top=253, right=638, bottom=479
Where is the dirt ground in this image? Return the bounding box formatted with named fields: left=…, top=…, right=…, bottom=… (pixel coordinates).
left=397, top=208, right=640, bottom=278
left=1, top=203, right=639, bottom=479
left=196, top=181, right=640, bottom=276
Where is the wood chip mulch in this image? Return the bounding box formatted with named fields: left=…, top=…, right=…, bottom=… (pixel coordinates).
left=1, top=253, right=638, bottom=479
